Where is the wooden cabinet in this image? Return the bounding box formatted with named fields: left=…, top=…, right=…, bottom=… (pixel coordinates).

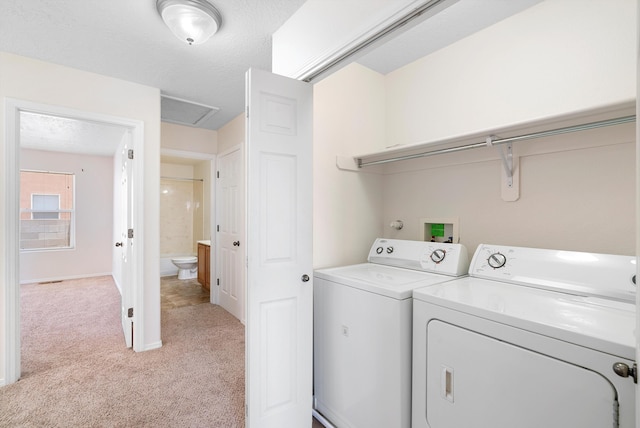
left=197, top=243, right=210, bottom=290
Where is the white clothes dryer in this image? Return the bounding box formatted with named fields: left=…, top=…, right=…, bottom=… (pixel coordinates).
left=412, top=244, right=637, bottom=428
left=313, top=238, right=469, bottom=428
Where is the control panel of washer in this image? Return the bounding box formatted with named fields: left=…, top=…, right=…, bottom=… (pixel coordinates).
left=470, top=244, right=637, bottom=302
left=367, top=238, right=469, bottom=276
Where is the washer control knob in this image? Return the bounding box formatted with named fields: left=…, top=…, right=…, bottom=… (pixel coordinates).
left=487, top=252, right=507, bottom=269
left=430, top=249, right=446, bottom=264
left=376, top=247, right=383, bottom=254
left=386, top=246, right=394, bottom=254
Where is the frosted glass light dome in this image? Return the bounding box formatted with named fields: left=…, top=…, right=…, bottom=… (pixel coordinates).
left=157, top=0, right=222, bottom=45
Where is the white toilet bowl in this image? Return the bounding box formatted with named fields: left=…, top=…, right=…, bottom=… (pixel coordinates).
left=171, top=256, right=198, bottom=280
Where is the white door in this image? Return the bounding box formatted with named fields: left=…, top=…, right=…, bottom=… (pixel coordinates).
left=119, top=134, right=134, bottom=348
left=245, top=68, right=313, bottom=427
left=216, top=146, right=245, bottom=322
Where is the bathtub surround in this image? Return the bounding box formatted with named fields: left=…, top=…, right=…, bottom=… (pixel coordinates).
left=159, top=169, right=206, bottom=276
left=160, top=176, right=204, bottom=255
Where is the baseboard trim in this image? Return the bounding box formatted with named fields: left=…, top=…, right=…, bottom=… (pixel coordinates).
left=143, top=341, right=163, bottom=352
left=20, top=272, right=113, bottom=285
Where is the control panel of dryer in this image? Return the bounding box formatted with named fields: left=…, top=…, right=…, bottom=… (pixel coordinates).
left=470, top=244, right=636, bottom=302
left=367, top=238, right=469, bottom=276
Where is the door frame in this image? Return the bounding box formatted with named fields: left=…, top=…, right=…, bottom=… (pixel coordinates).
left=3, top=98, right=146, bottom=384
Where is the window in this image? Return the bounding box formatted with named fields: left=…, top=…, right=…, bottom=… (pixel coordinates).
left=32, top=194, right=61, bottom=219
left=20, top=171, right=75, bottom=250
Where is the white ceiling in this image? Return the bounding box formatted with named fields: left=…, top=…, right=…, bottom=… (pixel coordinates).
left=0, top=0, right=307, bottom=131
left=3, top=0, right=542, bottom=159
left=20, top=112, right=129, bottom=156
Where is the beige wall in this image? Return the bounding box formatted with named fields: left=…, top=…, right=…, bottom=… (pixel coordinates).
left=161, top=122, right=218, bottom=154
left=381, top=123, right=635, bottom=257
left=193, top=160, right=212, bottom=242
left=217, top=114, right=245, bottom=154
left=20, top=149, right=115, bottom=282
left=0, top=52, right=162, bottom=383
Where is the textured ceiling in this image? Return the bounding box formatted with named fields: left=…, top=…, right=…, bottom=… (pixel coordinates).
left=0, top=0, right=307, bottom=131
left=20, top=112, right=129, bottom=156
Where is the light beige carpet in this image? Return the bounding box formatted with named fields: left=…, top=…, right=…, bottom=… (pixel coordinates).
left=0, top=276, right=245, bottom=427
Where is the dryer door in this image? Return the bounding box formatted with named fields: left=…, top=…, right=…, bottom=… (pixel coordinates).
left=426, top=321, right=617, bottom=428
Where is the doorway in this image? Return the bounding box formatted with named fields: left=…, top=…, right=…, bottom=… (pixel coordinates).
left=159, top=149, right=215, bottom=304
left=4, top=99, right=145, bottom=384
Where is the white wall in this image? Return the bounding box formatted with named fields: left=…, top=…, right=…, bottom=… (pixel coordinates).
left=312, top=63, right=387, bottom=268
left=385, top=0, right=636, bottom=147
left=0, top=52, right=162, bottom=383
left=20, top=149, right=114, bottom=282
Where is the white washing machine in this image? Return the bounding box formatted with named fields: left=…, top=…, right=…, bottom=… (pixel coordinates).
left=412, top=244, right=637, bottom=428
left=313, top=238, right=469, bottom=428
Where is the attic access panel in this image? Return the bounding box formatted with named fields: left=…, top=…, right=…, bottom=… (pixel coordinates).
left=161, top=95, right=220, bottom=127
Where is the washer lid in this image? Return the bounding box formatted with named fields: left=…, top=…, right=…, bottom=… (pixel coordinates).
left=314, top=263, right=460, bottom=300
left=413, top=277, right=636, bottom=359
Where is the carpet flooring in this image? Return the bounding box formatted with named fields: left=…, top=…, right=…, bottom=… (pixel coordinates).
left=0, top=276, right=245, bottom=427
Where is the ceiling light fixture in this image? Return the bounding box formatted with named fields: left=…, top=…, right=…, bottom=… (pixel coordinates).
left=157, top=0, right=222, bottom=45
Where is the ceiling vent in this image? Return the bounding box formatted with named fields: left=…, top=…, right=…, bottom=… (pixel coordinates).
left=161, top=94, right=220, bottom=127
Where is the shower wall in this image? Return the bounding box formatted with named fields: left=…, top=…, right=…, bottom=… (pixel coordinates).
left=160, top=163, right=204, bottom=258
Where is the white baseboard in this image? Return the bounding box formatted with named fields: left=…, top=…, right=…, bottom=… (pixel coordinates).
left=144, top=341, right=163, bottom=352
left=20, top=272, right=113, bottom=285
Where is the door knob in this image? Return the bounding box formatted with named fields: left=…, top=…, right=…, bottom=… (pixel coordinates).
left=301, top=274, right=310, bottom=282
left=115, top=242, right=123, bottom=247
left=233, top=241, right=240, bottom=247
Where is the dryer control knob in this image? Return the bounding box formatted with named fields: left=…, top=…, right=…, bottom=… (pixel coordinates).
left=487, top=252, right=507, bottom=269
left=430, top=249, right=446, bottom=264
left=376, top=247, right=383, bottom=254
left=386, top=246, right=394, bottom=254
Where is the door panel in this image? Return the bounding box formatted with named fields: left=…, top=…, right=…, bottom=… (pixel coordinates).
left=426, top=320, right=616, bottom=428
left=245, top=68, right=313, bottom=428
left=217, top=147, right=244, bottom=322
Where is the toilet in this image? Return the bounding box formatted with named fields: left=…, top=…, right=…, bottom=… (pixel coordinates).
left=171, top=256, right=198, bottom=280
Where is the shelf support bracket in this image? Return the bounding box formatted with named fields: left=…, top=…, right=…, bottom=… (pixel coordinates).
left=487, top=136, right=519, bottom=201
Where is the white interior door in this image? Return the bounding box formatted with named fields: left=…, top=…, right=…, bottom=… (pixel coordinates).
left=216, top=146, right=245, bottom=323
left=245, top=68, right=313, bottom=427
left=119, top=134, right=134, bottom=348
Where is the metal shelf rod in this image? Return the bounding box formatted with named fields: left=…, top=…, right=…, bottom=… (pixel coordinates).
left=357, top=115, right=636, bottom=168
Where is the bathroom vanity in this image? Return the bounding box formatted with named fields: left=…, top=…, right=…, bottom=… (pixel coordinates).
left=197, top=241, right=211, bottom=290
